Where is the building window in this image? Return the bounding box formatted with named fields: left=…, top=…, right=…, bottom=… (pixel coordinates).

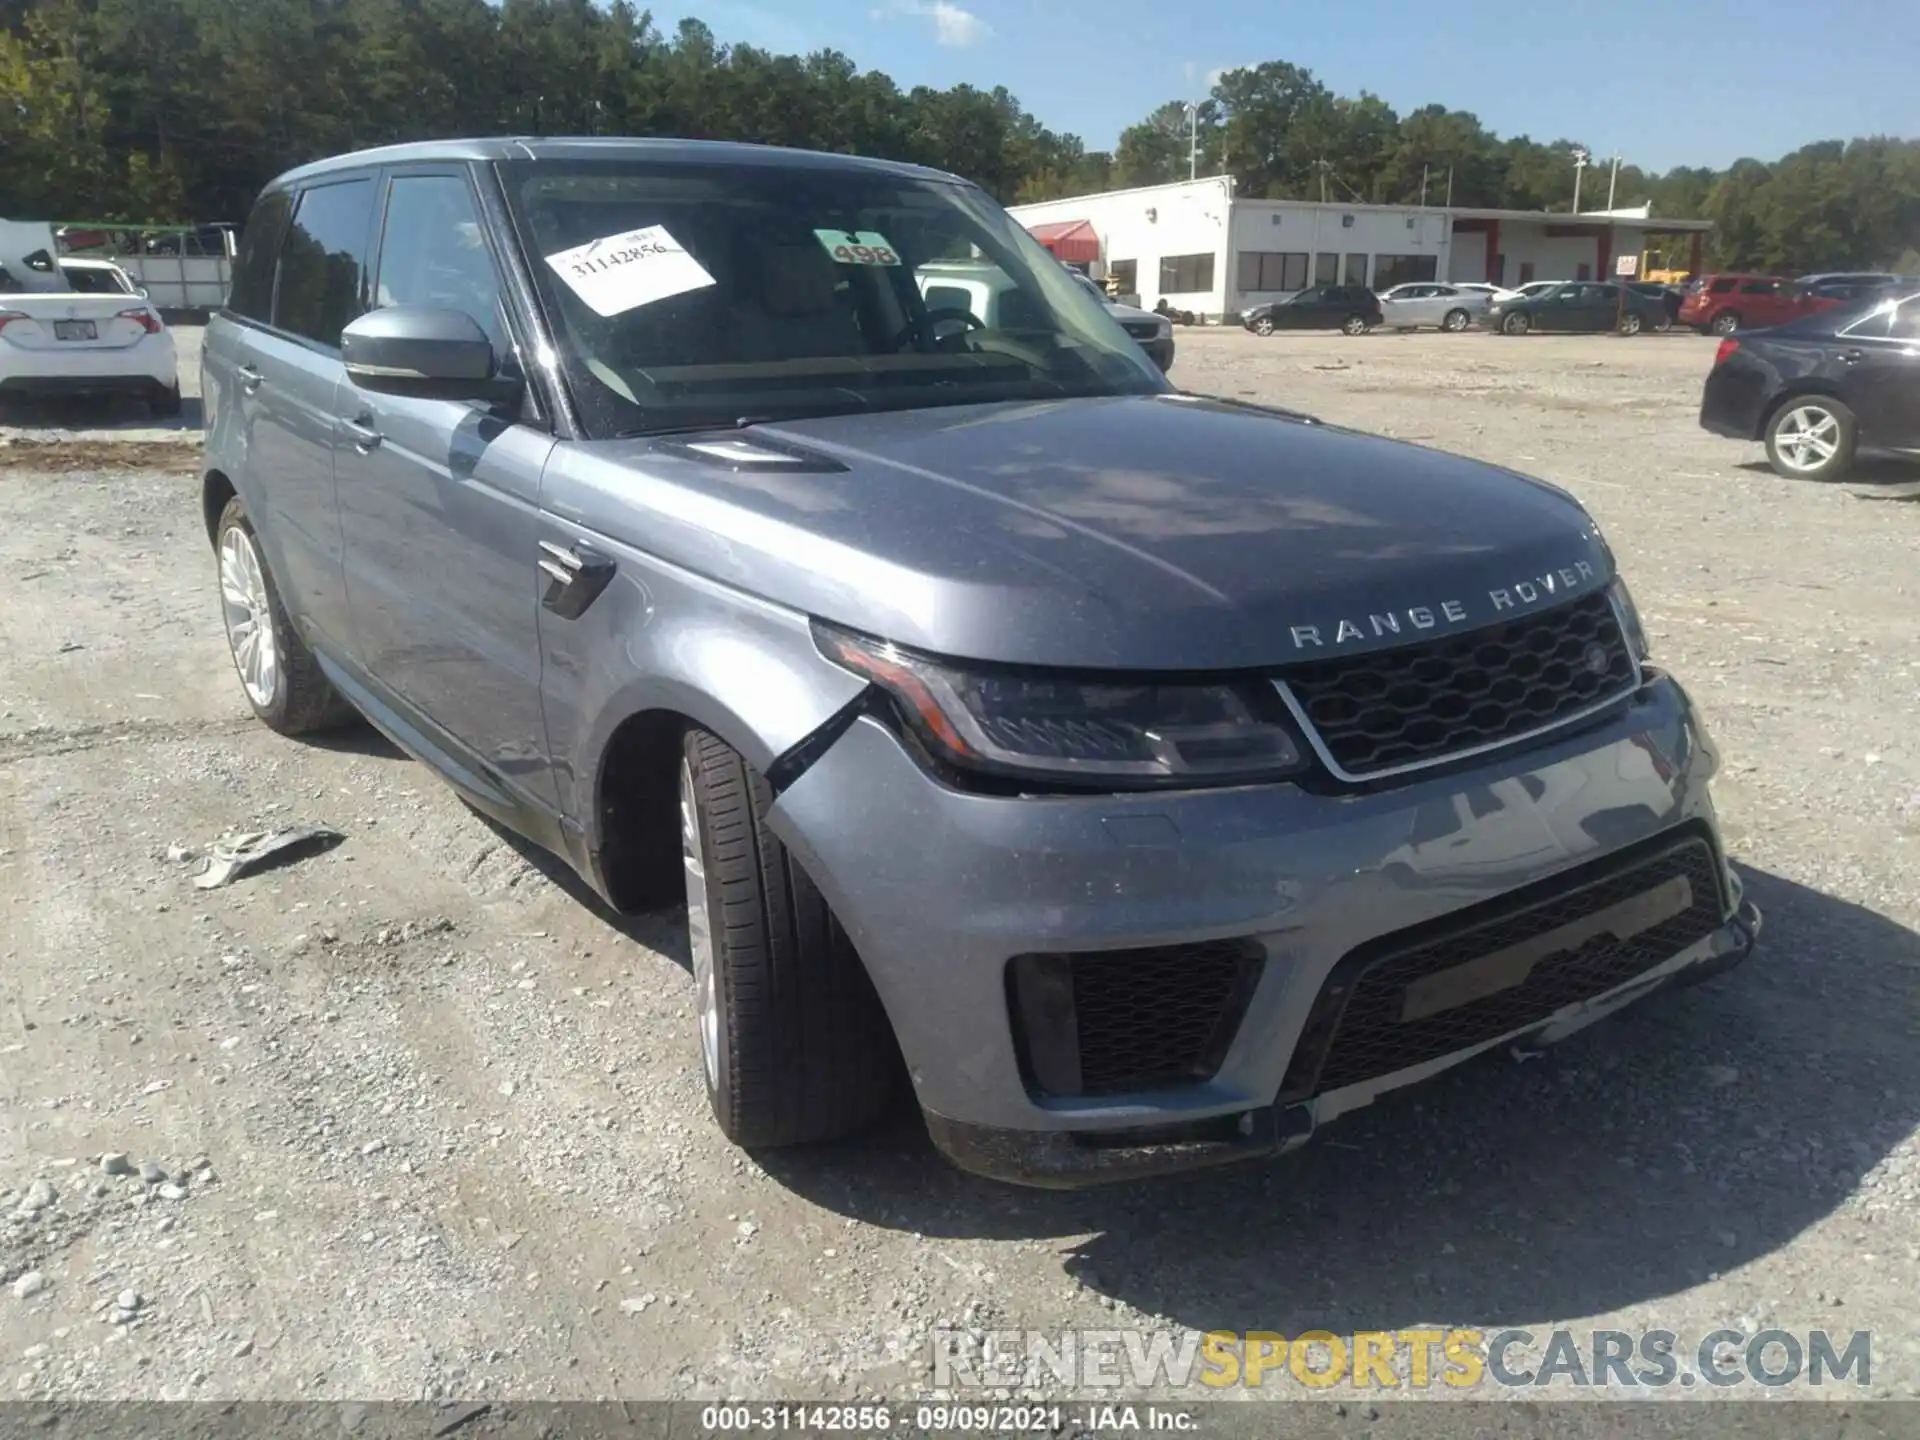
left=1108, top=259, right=1137, bottom=294
left=1372, top=253, right=1438, bottom=290
left=1314, top=252, right=1339, bottom=286
left=1344, top=253, right=1368, bottom=286
left=1158, top=252, right=1215, bottom=294
left=1236, top=251, right=1309, bottom=292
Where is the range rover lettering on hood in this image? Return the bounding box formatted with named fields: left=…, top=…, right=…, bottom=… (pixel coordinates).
left=1286, top=558, right=1599, bottom=651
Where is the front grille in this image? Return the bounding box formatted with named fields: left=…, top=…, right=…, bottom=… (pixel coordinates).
left=1279, top=828, right=1726, bottom=1101
left=1279, top=590, right=1636, bottom=779
left=1008, top=941, right=1262, bottom=1097
left=1121, top=320, right=1161, bottom=340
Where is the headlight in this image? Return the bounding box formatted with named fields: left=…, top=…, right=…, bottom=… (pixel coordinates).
left=814, top=624, right=1309, bottom=788
left=1608, top=577, right=1651, bottom=662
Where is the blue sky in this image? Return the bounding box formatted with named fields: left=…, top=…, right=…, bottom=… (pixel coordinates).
left=651, top=0, right=1917, bottom=173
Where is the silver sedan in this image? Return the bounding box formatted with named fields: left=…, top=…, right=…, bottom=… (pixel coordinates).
left=1377, top=282, right=1490, bottom=332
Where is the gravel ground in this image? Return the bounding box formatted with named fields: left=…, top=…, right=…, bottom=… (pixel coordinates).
left=1, top=327, right=1918, bottom=1410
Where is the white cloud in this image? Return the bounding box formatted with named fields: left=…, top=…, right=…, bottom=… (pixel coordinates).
left=871, top=0, right=991, bottom=47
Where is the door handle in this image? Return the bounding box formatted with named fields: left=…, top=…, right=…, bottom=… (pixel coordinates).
left=343, top=416, right=383, bottom=452
left=238, top=364, right=263, bottom=394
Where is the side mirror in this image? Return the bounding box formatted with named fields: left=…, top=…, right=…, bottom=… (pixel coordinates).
left=341, top=306, right=517, bottom=404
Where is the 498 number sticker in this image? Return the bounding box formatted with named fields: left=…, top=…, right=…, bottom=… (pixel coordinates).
left=813, top=229, right=901, bottom=266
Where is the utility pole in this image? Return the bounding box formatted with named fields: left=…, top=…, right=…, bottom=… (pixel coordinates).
left=1420, top=163, right=1429, bottom=206
left=1184, top=102, right=1199, bottom=181
left=1606, top=153, right=1621, bottom=211
left=1571, top=147, right=1590, bottom=212
left=1445, top=166, right=1454, bottom=207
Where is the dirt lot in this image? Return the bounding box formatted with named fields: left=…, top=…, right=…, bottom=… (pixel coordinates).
left=2, top=326, right=1919, bottom=1411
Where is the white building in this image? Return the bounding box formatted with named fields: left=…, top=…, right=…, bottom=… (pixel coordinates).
left=1008, top=176, right=1713, bottom=320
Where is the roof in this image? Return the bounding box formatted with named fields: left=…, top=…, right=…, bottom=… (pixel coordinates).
left=1443, top=205, right=1713, bottom=232
left=266, top=137, right=966, bottom=193
left=1027, top=218, right=1101, bottom=262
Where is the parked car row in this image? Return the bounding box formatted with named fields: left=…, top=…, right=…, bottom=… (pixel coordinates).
left=1240, top=280, right=1677, bottom=337
left=1678, top=271, right=1916, bottom=335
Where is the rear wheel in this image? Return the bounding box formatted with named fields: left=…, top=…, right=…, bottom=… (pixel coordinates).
left=215, top=497, right=357, bottom=735
left=1340, top=314, right=1368, bottom=336
left=1442, top=308, right=1471, bottom=332
left=1502, top=311, right=1531, bottom=336
left=1764, top=397, right=1856, bottom=481
left=1618, top=311, right=1644, bottom=336
left=679, top=728, right=897, bottom=1148
left=148, top=384, right=183, bottom=418
left=1251, top=315, right=1275, bottom=336
left=1711, top=311, right=1741, bottom=336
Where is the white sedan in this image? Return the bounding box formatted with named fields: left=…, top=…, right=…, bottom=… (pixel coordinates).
left=1376, top=282, right=1491, bottom=332
left=0, top=256, right=180, bottom=415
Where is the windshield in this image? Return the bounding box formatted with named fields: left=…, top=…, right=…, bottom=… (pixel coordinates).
left=499, top=159, right=1165, bottom=437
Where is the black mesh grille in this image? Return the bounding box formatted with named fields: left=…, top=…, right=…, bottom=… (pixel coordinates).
left=1120, top=320, right=1160, bottom=339
left=1281, top=590, right=1635, bottom=777
left=1010, top=941, right=1262, bottom=1097
left=1280, top=830, right=1726, bottom=1100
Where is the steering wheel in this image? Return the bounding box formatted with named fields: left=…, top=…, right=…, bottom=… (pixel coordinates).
left=896, top=305, right=985, bottom=351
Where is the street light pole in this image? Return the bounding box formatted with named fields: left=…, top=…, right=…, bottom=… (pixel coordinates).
left=1185, top=103, right=1199, bottom=181
left=1606, top=153, right=1621, bottom=211
left=1571, top=147, right=1589, bottom=212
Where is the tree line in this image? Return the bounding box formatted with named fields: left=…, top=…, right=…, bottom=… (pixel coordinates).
left=2, top=0, right=1915, bottom=275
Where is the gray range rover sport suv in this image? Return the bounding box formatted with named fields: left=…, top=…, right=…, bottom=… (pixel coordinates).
left=201, top=138, right=1759, bottom=1187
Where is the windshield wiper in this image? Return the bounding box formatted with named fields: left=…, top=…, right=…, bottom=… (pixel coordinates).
left=611, top=414, right=777, bottom=440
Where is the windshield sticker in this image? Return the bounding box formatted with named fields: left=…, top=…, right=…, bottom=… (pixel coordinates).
left=813, top=229, right=901, bottom=267
left=543, top=225, right=714, bottom=317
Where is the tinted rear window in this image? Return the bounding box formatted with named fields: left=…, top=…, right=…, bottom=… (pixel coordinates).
left=227, top=190, right=292, bottom=321
left=1709, top=279, right=1736, bottom=294
left=272, top=179, right=375, bottom=348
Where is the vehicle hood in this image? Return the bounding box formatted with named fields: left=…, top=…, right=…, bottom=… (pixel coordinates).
left=1105, top=299, right=1168, bottom=328
left=552, top=394, right=1612, bottom=671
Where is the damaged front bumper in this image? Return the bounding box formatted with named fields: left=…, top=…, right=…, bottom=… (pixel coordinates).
left=926, top=899, right=1761, bottom=1189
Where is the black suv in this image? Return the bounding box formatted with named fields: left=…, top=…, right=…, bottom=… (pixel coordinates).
left=1244, top=285, right=1384, bottom=336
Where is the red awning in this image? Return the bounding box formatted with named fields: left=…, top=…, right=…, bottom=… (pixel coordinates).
left=1027, top=219, right=1100, bottom=264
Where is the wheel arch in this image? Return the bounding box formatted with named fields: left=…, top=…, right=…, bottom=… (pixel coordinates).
left=201, top=467, right=236, bottom=546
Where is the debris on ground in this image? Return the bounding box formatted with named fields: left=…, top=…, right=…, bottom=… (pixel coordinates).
left=190, top=826, right=344, bottom=889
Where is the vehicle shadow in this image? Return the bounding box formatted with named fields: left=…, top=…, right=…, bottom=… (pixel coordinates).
left=0, top=393, right=203, bottom=433
left=758, top=864, right=1920, bottom=1334
left=1736, top=454, right=1920, bottom=496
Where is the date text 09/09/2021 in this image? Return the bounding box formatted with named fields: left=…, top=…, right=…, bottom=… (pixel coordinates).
left=699, top=1404, right=1194, bottom=1433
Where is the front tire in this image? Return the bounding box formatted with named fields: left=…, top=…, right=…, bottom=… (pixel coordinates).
left=1442, top=308, right=1471, bottom=332
left=1764, top=397, right=1857, bottom=481
left=215, top=498, right=357, bottom=735
left=1251, top=316, right=1274, bottom=337
left=679, top=728, right=896, bottom=1149
left=1618, top=311, right=1644, bottom=336
left=1340, top=314, right=1368, bottom=336
left=1502, top=311, right=1531, bottom=336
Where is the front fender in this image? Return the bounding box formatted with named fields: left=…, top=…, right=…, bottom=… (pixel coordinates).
left=538, top=527, right=868, bottom=834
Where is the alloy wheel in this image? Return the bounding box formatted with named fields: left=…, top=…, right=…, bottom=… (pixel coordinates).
left=218, top=526, right=278, bottom=709
left=680, top=759, right=720, bottom=1089
left=1772, top=405, right=1842, bottom=473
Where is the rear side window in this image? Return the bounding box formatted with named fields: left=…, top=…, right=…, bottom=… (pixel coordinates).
left=1739, top=280, right=1779, bottom=295
left=227, top=190, right=292, bottom=321
left=273, top=179, right=375, bottom=348
left=1709, top=278, right=1736, bottom=294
